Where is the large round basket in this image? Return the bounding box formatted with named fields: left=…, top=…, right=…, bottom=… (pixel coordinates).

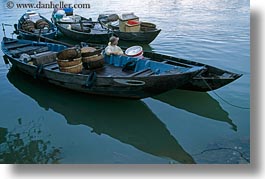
left=81, top=47, right=97, bottom=57
left=57, top=57, right=82, bottom=67
left=57, top=48, right=81, bottom=60
left=140, top=22, right=156, bottom=31
left=22, top=20, right=35, bottom=32
left=59, top=62, right=83, bottom=74
left=35, top=19, right=49, bottom=29
left=82, top=54, right=104, bottom=69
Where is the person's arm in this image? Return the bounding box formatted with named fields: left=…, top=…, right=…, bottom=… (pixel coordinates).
left=105, top=46, right=112, bottom=55
left=116, top=47, right=124, bottom=55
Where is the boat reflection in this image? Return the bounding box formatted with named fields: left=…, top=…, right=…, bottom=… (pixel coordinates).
left=154, top=90, right=237, bottom=131
left=7, top=68, right=195, bottom=164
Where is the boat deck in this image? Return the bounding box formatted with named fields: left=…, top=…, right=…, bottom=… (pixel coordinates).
left=44, top=62, right=154, bottom=77
left=60, top=23, right=109, bottom=34
left=3, top=40, right=154, bottom=78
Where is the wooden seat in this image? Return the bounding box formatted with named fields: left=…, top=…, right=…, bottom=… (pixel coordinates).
left=127, top=68, right=151, bottom=77
left=10, top=46, right=49, bottom=57
left=31, top=51, right=57, bottom=65
left=6, top=43, right=31, bottom=50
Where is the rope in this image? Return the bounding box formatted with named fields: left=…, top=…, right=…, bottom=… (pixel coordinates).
left=201, top=77, right=250, bottom=110
left=34, top=64, right=43, bottom=79
left=85, top=71, right=97, bottom=88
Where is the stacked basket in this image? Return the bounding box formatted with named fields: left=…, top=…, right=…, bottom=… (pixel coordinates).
left=81, top=47, right=104, bottom=69
left=22, top=19, right=50, bottom=32
left=57, top=48, right=83, bottom=74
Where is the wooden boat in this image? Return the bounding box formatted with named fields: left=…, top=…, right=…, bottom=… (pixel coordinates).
left=142, top=52, right=243, bottom=91
left=14, top=11, right=57, bottom=40
left=98, top=14, right=161, bottom=44
left=1, top=37, right=205, bottom=99
left=52, top=10, right=112, bottom=44
left=86, top=43, right=243, bottom=92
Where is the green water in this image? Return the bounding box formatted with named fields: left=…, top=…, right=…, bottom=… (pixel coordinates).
left=0, top=0, right=250, bottom=164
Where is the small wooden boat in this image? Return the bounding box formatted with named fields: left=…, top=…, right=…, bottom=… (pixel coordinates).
left=1, top=37, right=205, bottom=99
left=14, top=11, right=57, bottom=40
left=98, top=13, right=161, bottom=44
left=52, top=10, right=112, bottom=44
left=142, top=52, right=242, bottom=91
left=85, top=44, right=243, bottom=92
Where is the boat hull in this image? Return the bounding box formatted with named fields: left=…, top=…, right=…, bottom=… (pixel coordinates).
left=177, top=77, right=242, bottom=92
left=56, top=25, right=111, bottom=44
left=98, top=14, right=161, bottom=44
left=6, top=56, right=201, bottom=99
left=113, top=29, right=161, bottom=44
left=143, top=52, right=242, bottom=92
left=2, top=38, right=205, bottom=99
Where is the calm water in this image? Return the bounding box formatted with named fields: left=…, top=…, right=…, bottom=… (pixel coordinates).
left=0, top=0, right=250, bottom=164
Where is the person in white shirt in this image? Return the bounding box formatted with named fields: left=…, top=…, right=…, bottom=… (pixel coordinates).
left=105, top=36, right=124, bottom=55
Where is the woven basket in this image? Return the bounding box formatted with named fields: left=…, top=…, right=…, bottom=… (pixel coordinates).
left=57, top=57, right=82, bottom=67
left=82, top=54, right=104, bottom=69
left=57, top=48, right=81, bottom=60
left=140, top=22, right=156, bottom=31
left=35, top=19, right=49, bottom=29
left=59, top=62, right=83, bottom=74
left=22, top=20, right=35, bottom=32
left=81, top=47, right=99, bottom=57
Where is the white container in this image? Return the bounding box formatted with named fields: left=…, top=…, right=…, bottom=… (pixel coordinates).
left=125, top=46, right=143, bottom=58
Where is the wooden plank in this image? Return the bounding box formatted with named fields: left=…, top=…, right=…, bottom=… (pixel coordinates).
left=3, top=39, right=18, bottom=45
left=10, top=46, right=49, bottom=57
left=89, top=64, right=133, bottom=77
left=45, top=63, right=59, bottom=70
left=31, top=51, right=57, bottom=65
left=81, top=48, right=103, bottom=57
left=162, top=59, right=194, bottom=68
left=143, top=71, right=155, bottom=77
left=43, top=61, right=58, bottom=67
left=10, top=46, right=40, bottom=54
left=127, top=68, right=151, bottom=77
left=6, top=43, right=31, bottom=50
left=30, top=51, right=57, bottom=57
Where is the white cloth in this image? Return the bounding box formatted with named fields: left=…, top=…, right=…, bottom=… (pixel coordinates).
left=105, top=43, right=124, bottom=55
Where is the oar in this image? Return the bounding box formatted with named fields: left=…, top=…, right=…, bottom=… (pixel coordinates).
left=19, top=29, right=74, bottom=47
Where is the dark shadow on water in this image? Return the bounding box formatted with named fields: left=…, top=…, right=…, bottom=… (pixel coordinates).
left=153, top=90, right=237, bottom=131
left=6, top=68, right=195, bottom=164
